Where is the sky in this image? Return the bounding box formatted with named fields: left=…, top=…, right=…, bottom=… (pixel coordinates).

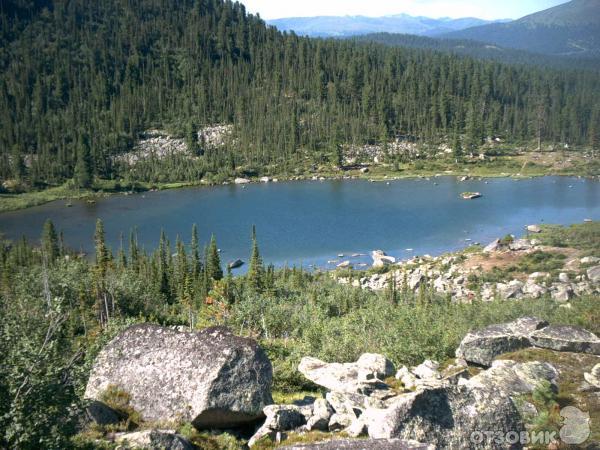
left=241, top=0, right=571, bottom=20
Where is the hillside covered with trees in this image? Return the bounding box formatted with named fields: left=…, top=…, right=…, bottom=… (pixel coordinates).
left=1, top=0, right=599, bottom=190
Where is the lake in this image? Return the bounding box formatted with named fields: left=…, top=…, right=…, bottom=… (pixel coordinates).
left=0, top=176, right=598, bottom=269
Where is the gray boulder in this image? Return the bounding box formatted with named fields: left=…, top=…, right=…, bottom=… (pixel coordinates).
left=456, top=317, right=548, bottom=366
left=85, top=325, right=273, bottom=428
left=248, top=405, right=306, bottom=447
left=583, top=364, right=600, bottom=389
left=281, top=438, right=434, bottom=450
left=587, top=265, right=600, bottom=283
left=530, top=325, right=600, bottom=355
left=306, top=398, right=334, bottom=431
left=298, top=354, right=395, bottom=394
left=463, top=360, right=559, bottom=397
left=366, top=385, right=524, bottom=449
left=85, top=400, right=124, bottom=426
left=115, top=430, right=194, bottom=450
left=483, top=239, right=501, bottom=253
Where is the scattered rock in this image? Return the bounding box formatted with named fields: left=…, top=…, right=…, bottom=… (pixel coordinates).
left=115, top=430, right=194, bottom=450
left=583, top=364, right=600, bottom=390
left=587, top=265, right=600, bottom=283
left=558, top=272, right=570, bottom=283
left=85, top=325, right=273, bottom=428
left=371, top=250, right=396, bottom=268
left=581, top=256, right=600, bottom=265
left=463, top=360, right=559, bottom=397
left=483, top=239, right=501, bottom=253
left=306, top=398, right=334, bottom=431
left=411, top=360, right=441, bottom=381
left=234, top=177, right=251, bottom=184
left=509, top=239, right=533, bottom=251
left=298, top=354, right=395, bottom=394
left=526, top=225, right=542, bottom=233
left=248, top=405, right=306, bottom=447
left=456, top=317, right=548, bottom=366
left=530, top=325, right=600, bottom=355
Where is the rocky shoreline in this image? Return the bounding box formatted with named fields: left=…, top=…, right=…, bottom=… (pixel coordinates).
left=337, top=234, right=600, bottom=304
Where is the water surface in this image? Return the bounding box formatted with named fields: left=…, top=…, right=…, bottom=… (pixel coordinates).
left=0, top=177, right=598, bottom=268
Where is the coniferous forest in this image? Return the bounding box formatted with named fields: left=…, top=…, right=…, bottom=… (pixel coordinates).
left=1, top=0, right=600, bottom=189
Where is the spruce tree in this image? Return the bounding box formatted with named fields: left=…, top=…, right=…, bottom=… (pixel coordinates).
left=206, top=235, right=223, bottom=281
left=41, top=219, right=59, bottom=262
left=246, top=225, right=264, bottom=292
left=74, top=145, right=92, bottom=188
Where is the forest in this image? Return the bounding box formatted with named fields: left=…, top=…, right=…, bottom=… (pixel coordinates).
left=1, top=0, right=599, bottom=190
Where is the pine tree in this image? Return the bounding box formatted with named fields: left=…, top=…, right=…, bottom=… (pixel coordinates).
left=74, top=145, right=92, bottom=188
left=10, top=145, right=25, bottom=183
left=41, top=219, right=59, bottom=262
left=190, top=224, right=201, bottom=278
left=94, top=219, right=110, bottom=276
left=186, top=121, right=201, bottom=156
left=246, top=225, right=265, bottom=292
left=206, top=235, right=223, bottom=281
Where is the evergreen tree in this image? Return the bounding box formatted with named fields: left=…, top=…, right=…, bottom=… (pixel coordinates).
left=190, top=224, right=201, bottom=277
left=10, top=145, right=25, bottom=183
left=73, top=145, right=92, bottom=188
left=206, top=235, right=223, bottom=281
left=246, top=225, right=264, bottom=292
left=41, top=219, right=59, bottom=262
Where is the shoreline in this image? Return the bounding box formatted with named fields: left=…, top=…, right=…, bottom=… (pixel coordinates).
left=1, top=165, right=598, bottom=214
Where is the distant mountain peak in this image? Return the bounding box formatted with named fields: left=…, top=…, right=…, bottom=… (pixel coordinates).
left=441, top=0, right=600, bottom=57
left=267, top=13, right=503, bottom=38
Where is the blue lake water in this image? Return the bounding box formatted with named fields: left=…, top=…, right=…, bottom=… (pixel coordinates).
left=0, top=176, right=598, bottom=269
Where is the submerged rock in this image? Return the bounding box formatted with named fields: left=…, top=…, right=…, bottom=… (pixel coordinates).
left=85, top=325, right=273, bottom=428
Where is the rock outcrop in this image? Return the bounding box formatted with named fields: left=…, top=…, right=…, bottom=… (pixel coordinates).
left=457, top=318, right=600, bottom=366
left=298, top=354, right=395, bottom=394
left=365, top=385, right=524, bottom=449
left=456, top=317, right=548, bottom=366
left=85, top=325, right=273, bottom=428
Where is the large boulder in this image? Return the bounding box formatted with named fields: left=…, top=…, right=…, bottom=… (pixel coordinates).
left=298, top=354, right=395, bottom=394
left=281, top=439, right=433, bottom=450
left=456, top=317, right=548, bottom=366
left=366, top=385, right=524, bottom=449
left=85, top=325, right=273, bottom=428
left=463, top=360, right=559, bottom=397
left=530, top=325, right=600, bottom=355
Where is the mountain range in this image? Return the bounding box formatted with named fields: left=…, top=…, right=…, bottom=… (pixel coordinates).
left=267, top=14, right=507, bottom=38
left=268, top=0, right=600, bottom=60
left=443, top=0, right=600, bottom=57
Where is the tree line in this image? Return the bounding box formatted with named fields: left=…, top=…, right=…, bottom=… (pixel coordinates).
left=1, top=0, right=599, bottom=189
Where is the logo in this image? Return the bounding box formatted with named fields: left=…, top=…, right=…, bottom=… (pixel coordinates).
left=560, top=406, right=591, bottom=445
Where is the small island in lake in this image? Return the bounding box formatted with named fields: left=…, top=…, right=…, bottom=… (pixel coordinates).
left=461, top=192, right=482, bottom=200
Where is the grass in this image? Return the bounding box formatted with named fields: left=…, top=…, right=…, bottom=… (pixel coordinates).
left=537, top=222, right=600, bottom=255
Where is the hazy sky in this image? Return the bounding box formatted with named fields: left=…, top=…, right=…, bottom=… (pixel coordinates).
left=242, top=0, right=571, bottom=20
